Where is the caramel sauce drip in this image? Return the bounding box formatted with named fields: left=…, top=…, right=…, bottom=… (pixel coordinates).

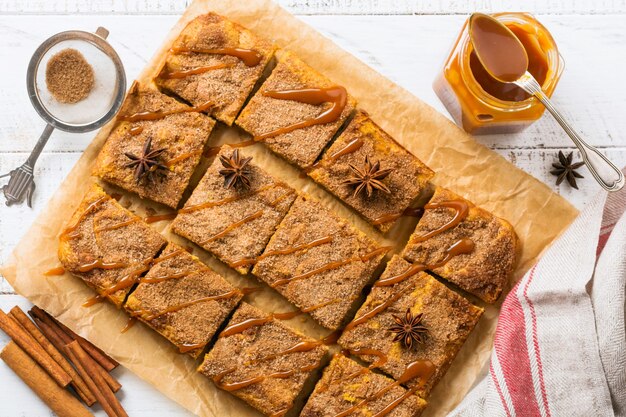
left=321, top=330, right=342, bottom=346
left=178, top=341, right=208, bottom=354
left=129, top=125, right=144, bottom=135
left=272, top=310, right=303, bottom=320
left=121, top=317, right=137, bottom=333
left=305, top=138, right=364, bottom=174
left=220, top=316, right=273, bottom=338
left=332, top=360, right=435, bottom=417
left=44, top=266, right=66, bottom=276
left=145, top=212, right=177, bottom=224
left=228, top=139, right=257, bottom=149
left=413, top=200, right=469, bottom=242
left=254, top=86, right=348, bottom=141
left=138, top=271, right=190, bottom=285
left=200, top=210, right=264, bottom=245
left=346, top=239, right=474, bottom=329
left=214, top=363, right=319, bottom=392
left=228, top=236, right=333, bottom=269
left=372, top=207, right=424, bottom=226
left=318, top=349, right=388, bottom=393
left=203, top=146, right=221, bottom=158
left=170, top=46, right=263, bottom=67
left=152, top=248, right=186, bottom=265
left=245, top=340, right=323, bottom=365
left=60, top=195, right=110, bottom=240
left=165, top=149, right=203, bottom=167
left=76, top=259, right=128, bottom=273
left=160, top=62, right=232, bottom=79
left=83, top=261, right=152, bottom=307
left=270, top=246, right=391, bottom=288
left=179, top=184, right=276, bottom=214
left=139, top=289, right=242, bottom=321
left=117, top=100, right=213, bottom=122
left=94, top=218, right=140, bottom=233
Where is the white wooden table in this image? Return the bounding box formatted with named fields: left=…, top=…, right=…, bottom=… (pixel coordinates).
left=1, top=1, right=625, bottom=415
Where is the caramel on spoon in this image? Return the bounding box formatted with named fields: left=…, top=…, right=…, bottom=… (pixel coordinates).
left=469, top=13, right=624, bottom=192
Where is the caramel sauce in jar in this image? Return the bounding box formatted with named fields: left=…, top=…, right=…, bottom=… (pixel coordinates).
left=434, top=13, right=563, bottom=134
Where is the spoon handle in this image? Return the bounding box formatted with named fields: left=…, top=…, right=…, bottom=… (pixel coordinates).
left=515, top=72, right=624, bottom=192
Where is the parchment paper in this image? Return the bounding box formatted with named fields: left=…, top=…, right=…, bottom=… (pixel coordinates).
left=0, top=1, right=579, bottom=416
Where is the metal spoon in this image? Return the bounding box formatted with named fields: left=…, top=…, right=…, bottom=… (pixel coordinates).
left=469, top=13, right=624, bottom=192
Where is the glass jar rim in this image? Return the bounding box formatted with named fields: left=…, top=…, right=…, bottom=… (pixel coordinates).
left=459, top=12, right=562, bottom=112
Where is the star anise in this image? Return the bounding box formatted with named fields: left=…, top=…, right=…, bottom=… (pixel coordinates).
left=219, top=149, right=252, bottom=189
left=343, top=156, right=392, bottom=198
left=551, top=151, right=584, bottom=189
left=124, top=137, right=168, bottom=184
left=389, top=308, right=428, bottom=349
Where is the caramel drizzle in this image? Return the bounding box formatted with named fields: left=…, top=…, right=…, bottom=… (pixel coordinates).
left=413, top=200, right=469, bottom=241
left=345, top=239, right=474, bottom=331
left=160, top=62, right=232, bottom=79
left=191, top=188, right=294, bottom=245
left=117, top=100, right=213, bottom=122
left=372, top=207, right=425, bottom=226
left=228, top=236, right=333, bottom=269
left=332, top=360, right=435, bottom=417
left=44, top=267, right=66, bottom=276
left=77, top=259, right=128, bottom=273
left=83, top=259, right=153, bottom=307
left=270, top=246, right=392, bottom=288
left=321, top=330, right=342, bottom=346
left=121, top=317, right=137, bottom=333
left=318, top=349, right=388, bottom=393
left=178, top=341, right=208, bottom=354
left=170, top=46, right=263, bottom=67
left=60, top=195, right=110, bottom=240
left=254, top=86, right=348, bottom=141
left=138, top=271, right=190, bottom=285
left=244, top=340, right=323, bottom=366
left=203, top=146, right=221, bottom=158
left=214, top=363, right=319, bottom=392
left=179, top=184, right=276, bottom=214
left=94, top=218, right=140, bottom=233
left=165, top=149, right=204, bottom=167
left=305, top=138, right=364, bottom=174
left=145, top=212, right=177, bottom=224
left=200, top=210, right=264, bottom=245
left=229, top=139, right=257, bottom=149
left=137, top=289, right=243, bottom=321
left=273, top=296, right=357, bottom=321
left=220, top=316, right=273, bottom=338
left=129, top=125, right=144, bottom=135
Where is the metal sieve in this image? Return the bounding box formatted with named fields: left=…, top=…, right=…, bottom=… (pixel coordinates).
left=1, top=27, right=126, bottom=207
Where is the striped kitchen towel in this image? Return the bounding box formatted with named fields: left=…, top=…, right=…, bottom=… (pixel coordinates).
left=450, top=168, right=626, bottom=417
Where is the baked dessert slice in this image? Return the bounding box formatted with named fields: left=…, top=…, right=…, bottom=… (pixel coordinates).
left=236, top=51, right=356, bottom=169
left=58, top=183, right=167, bottom=307
left=171, top=145, right=297, bottom=274
left=300, top=354, right=428, bottom=417
left=199, top=302, right=328, bottom=417
left=155, top=13, right=276, bottom=125
left=252, top=194, right=387, bottom=330
left=308, top=110, right=434, bottom=233
left=124, top=243, right=243, bottom=357
left=93, top=85, right=216, bottom=208
left=401, top=187, right=518, bottom=303
left=338, top=255, right=483, bottom=397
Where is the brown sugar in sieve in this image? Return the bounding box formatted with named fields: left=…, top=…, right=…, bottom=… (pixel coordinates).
left=45, top=48, right=94, bottom=104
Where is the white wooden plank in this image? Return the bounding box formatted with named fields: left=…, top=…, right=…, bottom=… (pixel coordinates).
left=1, top=0, right=625, bottom=15
left=0, top=296, right=195, bottom=417
left=1, top=15, right=626, bottom=154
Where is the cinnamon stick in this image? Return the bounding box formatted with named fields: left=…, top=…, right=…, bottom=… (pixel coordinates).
left=1, top=341, right=94, bottom=417
left=0, top=309, right=72, bottom=387
left=18, top=311, right=96, bottom=406
left=30, top=306, right=119, bottom=371
left=65, top=341, right=128, bottom=417
left=33, top=315, right=121, bottom=393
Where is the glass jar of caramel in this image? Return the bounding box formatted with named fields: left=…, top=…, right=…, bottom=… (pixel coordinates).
left=433, top=13, right=564, bottom=134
